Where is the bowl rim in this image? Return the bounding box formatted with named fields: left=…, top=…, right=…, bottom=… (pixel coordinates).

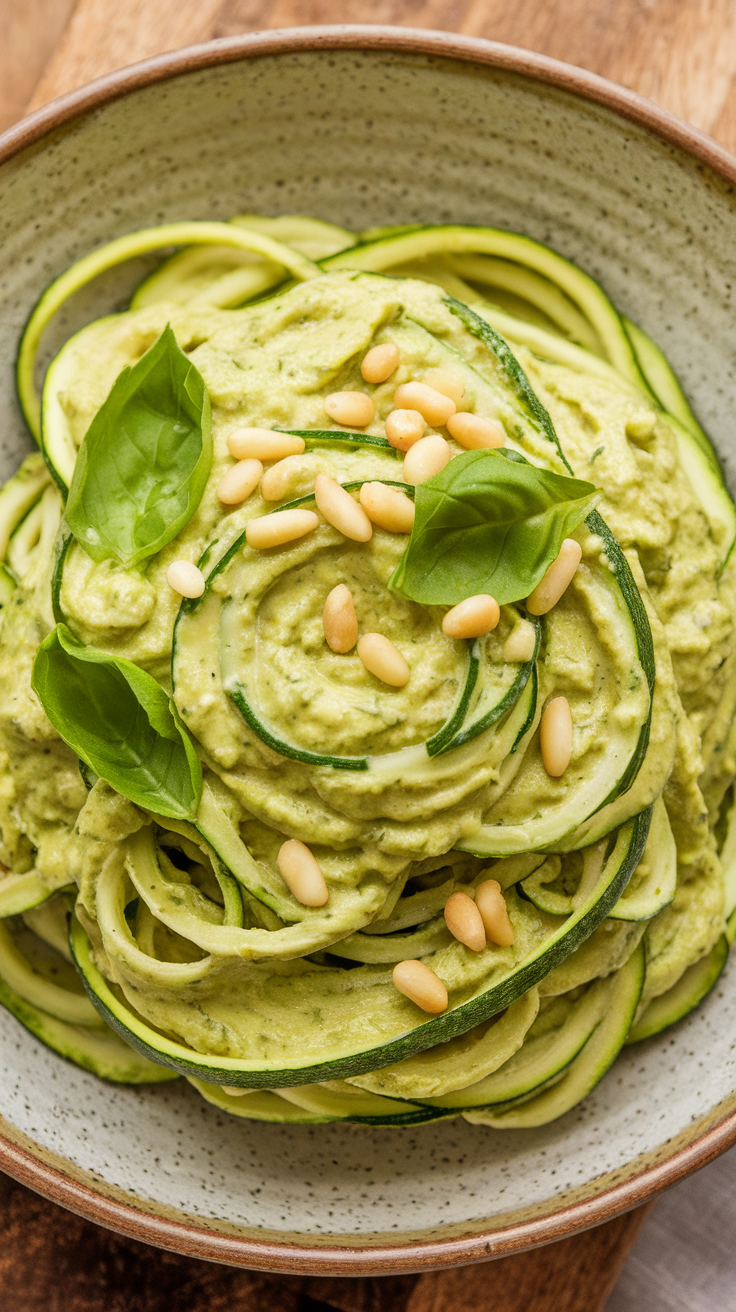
left=2, top=22, right=736, bottom=1274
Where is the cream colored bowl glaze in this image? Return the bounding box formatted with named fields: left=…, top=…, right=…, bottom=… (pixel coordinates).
left=1, top=27, right=735, bottom=1274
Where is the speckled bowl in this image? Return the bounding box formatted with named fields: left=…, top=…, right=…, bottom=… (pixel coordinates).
left=1, top=25, right=736, bottom=1275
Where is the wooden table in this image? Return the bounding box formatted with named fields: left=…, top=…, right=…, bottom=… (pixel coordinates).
left=0, top=1, right=729, bottom=1307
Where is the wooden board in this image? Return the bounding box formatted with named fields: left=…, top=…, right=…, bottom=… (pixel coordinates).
left=0, top=0, right=719, bottom=1305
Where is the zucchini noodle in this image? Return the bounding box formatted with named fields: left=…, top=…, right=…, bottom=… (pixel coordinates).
left=0, top=215, right=734, bottom=1125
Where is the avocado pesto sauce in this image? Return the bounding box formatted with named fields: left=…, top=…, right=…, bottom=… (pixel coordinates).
left=0, top=216, right=734, bottom=1126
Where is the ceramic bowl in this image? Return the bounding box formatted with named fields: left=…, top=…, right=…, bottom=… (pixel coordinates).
left=1, top=26, right=736, bottom=1275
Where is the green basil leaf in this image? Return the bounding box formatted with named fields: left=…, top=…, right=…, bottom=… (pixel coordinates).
left=32, top=625, right=202, bottom=820
left=390, top=450, right=600, bottom=605
left=65, top=324, right=212, bottom=568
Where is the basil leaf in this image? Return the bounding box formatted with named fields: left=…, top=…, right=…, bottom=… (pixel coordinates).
left=390, top=450, right=600, bottom=605
left=32, top=625, right=202, bottom=820
left=66, top=324, right=212, bottom=568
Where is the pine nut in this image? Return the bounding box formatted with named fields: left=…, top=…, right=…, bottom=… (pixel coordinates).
left=475, top=880, right=515, bottom=947
left=503, top=620, right=537, bottom=663
left=217, top=458, right=263, bottom=505
left=359, top=482, right=415, bottom=533
left=167, top=560, right=205, bottom=599
left=423, top=369, right=465, bottom=405
left=277, top=839, right=328, bottom=907
left=228, top=428, right=305, bottom=461
left=324, top=391, right=375, bottom=427
left=323, top=584, right=358, bottom=653
left=394, top=382, right=456, bottom=426
left=314, top=474, right=373, bottom=542
left=385, top=409, right=426, bottom=451
left=446, top=412, right=505, bottom=450
left=259, top=458, right=297, bottom=502
left=526, top=539, right=582, bottom=615
left=403, top=434, right=451, bottom=485
left=361, top=342, right=400, bottom=384
left=357, top=633, right=410, bottom=687
left=442, top=594, right=500, bottom=639
left=392, top=960, right=448, bottom=1013
left=246, top=508, right=319, bottom=549
left=444, top=891, right=486, bottom=952
left=540, top=696, right=573, bottom=777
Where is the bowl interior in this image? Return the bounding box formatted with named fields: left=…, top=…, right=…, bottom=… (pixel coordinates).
left=1, top=35, right=736, bottom=1268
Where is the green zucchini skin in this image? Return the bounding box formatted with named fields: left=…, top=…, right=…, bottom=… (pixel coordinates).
left=445, top=299, right=657, bottom=839
left=0, top=971, right=178, bottom=1084
left=511, top=662, right=538, bottom=754
left=0, top=872, right=57, bottom=917
left=447, top=252, right=603, bottom=353
left=222, top=476, right=536, bottom=769
left=226, top=682, right=368, bottom=771
left=626, top=935, right=730, bottom=1044
left=173, top=468, right=536, bottom=775
left=192, top=511, right=370, bottom=773
left=663, top=413, right=736, bottom=566
left=188, top=1078, right=453, bottom=1126
left=473, top=295, right=735, bottom=567
left=465, top=941, right=645, bottom=1127
left=0, top=912, right=177, bottom=1084
left=222, top=629, right=537, bottom=778
left=427, top=618, right=540, bottom=757
left=456, top=517, right=655, bottom=859
left=249, top=1080, right=452, bottom=1124
left=130, top=247, right=283, bottom=313
left=421, top=971, right=615, bottom=1110
left=519, top=798, right=676, bottom=923
left=517, top=861, right=571, bottom=918
left=69, top=810, right=649, bottom=1089
left=17, top=221, right=321, bottom=442
left=78, top=761, right=98, bottom=792
left=188, top=1082, right=331, bottom=1123
left=622, top=316, right=714, bottom=460
left=0, top=455, right=51, bottom=562
left=130, top=215, right=358, bottom=312
left=50, top=526, right=73, bottom=625
left=40, top=317, right=119, bottom=493
left=0, top=917, right=101, bottom=1025
left=265, top=477, right=413, bottom=513
left=608, top=797, right=677, bottom=921
left=337, top=1110, right=453, bottom=1126
left=446, top=297, right=656, bottom=733
left=446, top=297, right=563, bottom=454
left=326, top=916, right=451, bottom=963
left=584, top=513, right=655, bottom=807
left=282, top=428, right=396, bottom=452
left=322, top=225, right=647, bottom=387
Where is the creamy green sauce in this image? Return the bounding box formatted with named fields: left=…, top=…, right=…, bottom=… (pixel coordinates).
left=0, top=260, right=732, bottom=1098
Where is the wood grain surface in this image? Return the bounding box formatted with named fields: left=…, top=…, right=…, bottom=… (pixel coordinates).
left=0, top=0, right=720, bottom=1306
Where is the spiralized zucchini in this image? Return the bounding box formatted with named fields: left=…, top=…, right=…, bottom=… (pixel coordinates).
left=0, top=215, right=734, bottom=1127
